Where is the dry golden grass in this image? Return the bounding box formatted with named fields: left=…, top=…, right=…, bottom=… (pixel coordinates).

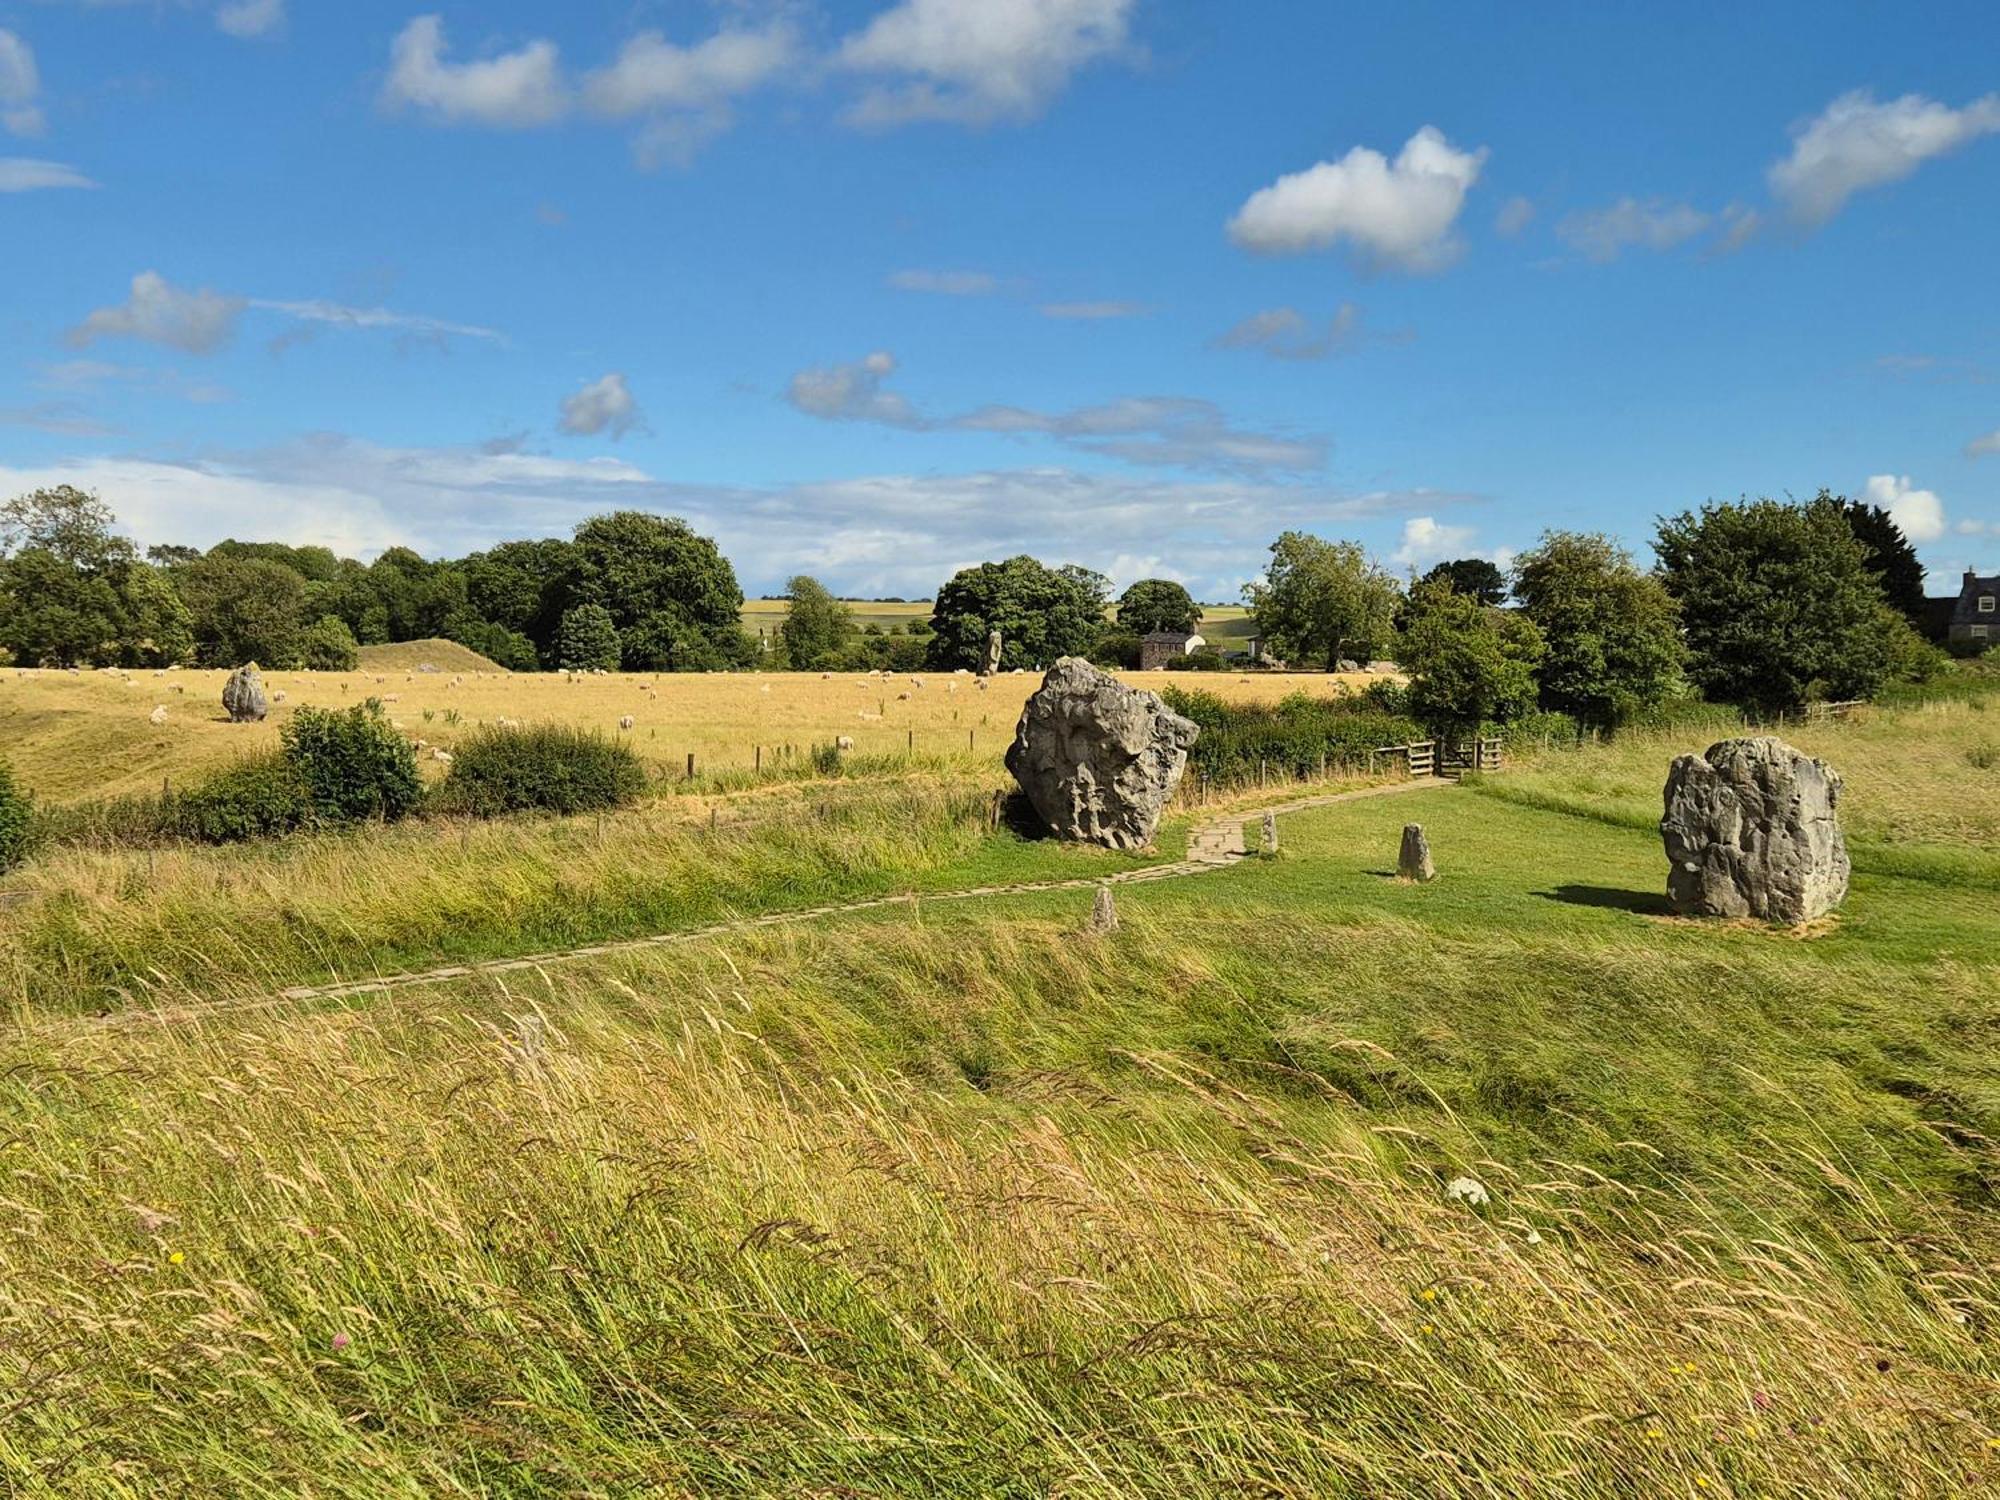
left=0, top=662, right=1378, bottom=805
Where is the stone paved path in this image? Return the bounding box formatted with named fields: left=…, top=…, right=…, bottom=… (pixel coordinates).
left=88, top=777, right=1457, bottom=1029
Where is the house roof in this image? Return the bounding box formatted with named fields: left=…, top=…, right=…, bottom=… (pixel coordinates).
left=1952, top=573, right=2000, bottom=626
left=1139, top=630, right=1194, bottom=643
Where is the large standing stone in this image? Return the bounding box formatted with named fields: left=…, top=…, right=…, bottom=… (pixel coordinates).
left=980, top=629, right=1003, bottom=678
left=1005, top=657, right=1198, bottom=849
left=221, top=664, right=268, bottom=723
left=1660, top=736, right=1849, bottom=924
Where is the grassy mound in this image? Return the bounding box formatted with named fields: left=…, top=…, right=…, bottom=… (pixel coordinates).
left=354, top=637, right=509, bottom=674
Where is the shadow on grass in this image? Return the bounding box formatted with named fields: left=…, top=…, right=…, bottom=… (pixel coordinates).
left=1538, top=884, right=1675, bottom=916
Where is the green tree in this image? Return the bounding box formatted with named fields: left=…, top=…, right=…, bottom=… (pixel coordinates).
left=1419, top=557, right=1508, bottom=607
left=1244, top=533, right=1400, bottom=672
left=570, top=512, right=745, bottom=671
left=176, top=555, right=311, bottom=667
left=299, top=614, right=361, bottom=671
left=463, top=538, right=580, bottom=665
left=927, top=556, right=1109, bottom=671
left=1397, top=579, right=1545, bottom=736
left=367, top=547, right=466, bottom=642
left=1115, top=578, right=1202, bottom=635
left=778, top=576, right=853, bottom=671
left=556, top=603, right=622, bottom=672
left=1654, top=497, right=1894, bottom=712
left=0, top=487, right=179, bottom=667
left=1511, top=531, right=1683, bottom=728
left=1821, top=491, right=1927, bottom=624
left=123, top=565, right=195, bottom=667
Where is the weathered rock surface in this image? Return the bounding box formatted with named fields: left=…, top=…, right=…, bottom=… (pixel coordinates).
left=1005, top=657, right=1198, bottom=849
left=1398, top=823, right=1436, bottom=882
left=1086, top=885, right=1119, bottom=934
left=1661, top=736, right=1848, bottom=923
left=221, top=664, right=268, bottom=723
left=980, top=629, right=1003, bottom=677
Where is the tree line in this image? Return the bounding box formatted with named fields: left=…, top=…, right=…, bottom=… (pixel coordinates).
left=0, top=482, right=1955, bottom=721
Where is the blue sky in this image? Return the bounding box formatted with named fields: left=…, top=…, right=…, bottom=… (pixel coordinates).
left=2, top=0, right=1997, bottom=600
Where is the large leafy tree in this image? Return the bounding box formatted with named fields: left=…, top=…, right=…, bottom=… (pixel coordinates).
left=368, top=547, right=467, bottom=642
left=463, top=537, right=581, bottom=666
left=1419, top=557, right=1508, bottom=607
left=1115, top=578, right=1202, bottom=636
left=571, top=512, right=748, bottom=671
left=1397, top=578, right=1544, bottom=736
left=556, top=603, right=621, bottom=672
left=1654, top=498, right=1894, bottom=712
left=1511, top=531, right=1683, bottom=728
left=0, top=486, right=186, bottom=667
left=1244, top=533, right=1400, bottom=672
left=778, top=575, right=853, bottom=671
left=1822, top=491, right=1927, bottom=623
left=928, top=557, right=1109, bottom=671
left=176, top=554, right=311, bottom=667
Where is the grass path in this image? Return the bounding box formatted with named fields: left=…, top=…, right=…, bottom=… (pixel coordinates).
left=80, top=777, right=1456, bottom=1029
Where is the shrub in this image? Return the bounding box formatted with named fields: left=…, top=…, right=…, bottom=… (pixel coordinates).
left=1164, top=648, right=1224, bottom=672
left=1161, top=686, right=1421, bottom=784
left=0, top=759, right=30, bottom=871
left=282, top=702, right=423, bottom=824
left=434, top=723, right=646, bottom=817
left=172, top=754, right=313, bottom=843
left=299, top=614, right=360, bottom=671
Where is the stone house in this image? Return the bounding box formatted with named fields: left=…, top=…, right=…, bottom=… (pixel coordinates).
left=1138, top=630, right=1205, bottom=670
left=1950, top=569, right=1999, bottom=648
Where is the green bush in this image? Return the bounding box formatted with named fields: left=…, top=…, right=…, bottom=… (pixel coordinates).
left=1164, top=648, right=1224, bottom=672
left=282, top=702, right=423, bottom=823
left=433, top=722, right=645, bottom=817
left=299, top=614, right=360, bottom=671
left=0, top=759, right=31, bottom=871
left=1161, top=686, right=1421, bottom=784
left=172, top=754, right=313, bottom=844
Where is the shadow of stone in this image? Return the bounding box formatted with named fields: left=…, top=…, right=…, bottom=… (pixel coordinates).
left=1538, top=884, right=1674, bottom=916
left=997, top=790, right=1053, bottom=841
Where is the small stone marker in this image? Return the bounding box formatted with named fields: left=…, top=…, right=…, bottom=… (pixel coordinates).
left=1261, top=810, right=1279, bottom=857
left=1086, top=884, right=1118, bottom=934
left=1398, top=823, right=1436, bottom=883
left=980, top=628, right=1003, bottom=677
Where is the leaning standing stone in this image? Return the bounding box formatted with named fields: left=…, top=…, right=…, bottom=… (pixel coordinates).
left=221, top=664, right=268, bottom=723
left=1661, top=736, right=1848, bottom=923
left=1398, top=823, right=1436, bottom=882
left=980, top=629, right=1003, bottom=677
left=1005, top=657, right=1199, bottom=849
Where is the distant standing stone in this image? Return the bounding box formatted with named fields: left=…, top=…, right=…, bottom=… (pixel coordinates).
left=1086, top=884, right=1119, bottom=933
left=1661, top=736, right=1848, bottom=923
left=1005, top=657, right=1199, bottom=850
left=980, top=628, right=1003, bottom=678
left=221, top=664, right=268, bottom=723
left=1398, top=823, right=1436, bottom=882
left=1262, top=810, right=1279, bottom=856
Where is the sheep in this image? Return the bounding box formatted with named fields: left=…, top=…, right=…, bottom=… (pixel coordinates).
left=836, top=735, right=855, bottom=750
left=619, top=715, right=635, bottom=731
left=897, top=691, right=912, bottom=701
left=272, top=691, right=287, bottom=703
left=148, top=705, right=168, bottom=725
left=431, top=749, right=454, bottom=765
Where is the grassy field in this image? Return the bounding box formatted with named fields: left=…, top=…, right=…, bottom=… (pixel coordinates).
left=2, top=688, right=1998, bottom=1493
left=0, top=661, right=1375, bottom=806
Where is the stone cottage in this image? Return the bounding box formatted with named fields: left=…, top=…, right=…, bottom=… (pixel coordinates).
left=1139, top=630, right=1205, bottom=670
left=1950, top=569, right=1999, bottom=649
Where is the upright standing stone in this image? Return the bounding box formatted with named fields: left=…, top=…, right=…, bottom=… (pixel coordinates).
left=1262, top=810, right=1279, bottom=857
left=980, top=629, right=1003, bottom=678
left=1086, top=884, right=1119, bottom=934
left=1661, top=736, right=1848, bottom=923
left=1398, top=823, right=1436, bottom=882
left=221, top=663, right=268, bottom=723
left=1005, top=657, right=1199, bottom=849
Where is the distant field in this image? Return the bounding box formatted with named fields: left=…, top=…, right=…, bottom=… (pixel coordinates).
left=740, top=598, right=1259, bottom=645
left=1, top=661, right=1379, bottom=806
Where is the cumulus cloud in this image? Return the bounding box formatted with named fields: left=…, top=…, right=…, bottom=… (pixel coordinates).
left=381, top=15, right=567, bottom=128
left=887, top=269, right=1001, bottom=296
left=1392, top=515, right=1479, bottom=568
left=837, top=0, right=1134, bottom=127
left=1210, top=303, right=1408, bottom=362
left=583, top=24, right=796, bottom=116
left=1556, top=197, right=1713, bottom=262
left=787, top=351, right=926, bottom=428
left=1227, top=126, right=1487, bottom=272
left=558, top=372, right=644, bottom=439
left=0, top=29, right=43, bottom=136
left=1494, top=195, right=1534, bottom=236
left=1769, top=89, right=2000, bottom=226
left=1968, top=428, right=2000, bottom=459
left=215, top=0, right=284, bottom=39
left=0, top=156, right=95, bottom=191
left=68, top=271, right=246, bottom=354
left=1864, top=472, right=1946, bottom=543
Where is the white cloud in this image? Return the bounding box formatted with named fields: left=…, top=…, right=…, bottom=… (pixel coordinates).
left=583, top=25, right=796, bottom=116
left=1495, top=195, right=1534, bottom=236
left=1039, top=300, right=1147, bottom=319
left=887, top=269, right=1000, bottom=296
left=0, top=156, right=95, bottom=191
left=558, top=373, right=644, bottom=439
left=1227, top=126, right=1487, bottom=272
left=1211, top=303, right=1408, bottom=362
left=0, top=29, right=44, bottom=137
left=1968, top=428, right=2000, bottom=459
left=68, top=271, right=246, bottom=354
left=787, top=351, right=926, bottom=427
left=1556, top=197, right=1712, bottom=262
left=1769, top=89, right=2000, bottom=226
left=1864, top=473, right=1946, bottom=543
left=250, top=298, right=505, bottom=345
left=381, top=15, right=567, bottom=128
left=837, top=0, right=1134, bottom=127
left=1392, top=515, right=1478, bottom=568
left=215, top=0, right=283, bottom=39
